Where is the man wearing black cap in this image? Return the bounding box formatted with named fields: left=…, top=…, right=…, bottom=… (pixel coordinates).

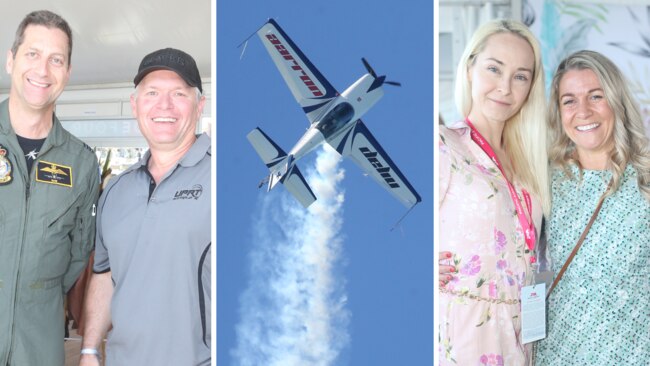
left=80, top=48, right=211, bottom=366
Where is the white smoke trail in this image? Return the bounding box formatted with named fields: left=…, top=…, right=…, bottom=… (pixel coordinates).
left=233, top=145, right=350, bottom=366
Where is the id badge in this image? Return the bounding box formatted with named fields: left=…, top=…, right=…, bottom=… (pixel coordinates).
left=534, top=270, right=553, bottom=290
left=521, top=283, right=546, bottom=344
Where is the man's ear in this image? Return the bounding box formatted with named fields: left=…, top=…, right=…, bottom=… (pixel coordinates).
left=6, top=49, right=14, bottom=75
left=130, top=94, right=138, bottom=118
left=64, top=63, right=72, bottom=84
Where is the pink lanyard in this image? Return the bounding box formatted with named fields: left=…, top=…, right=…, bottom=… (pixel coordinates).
left=465, top=118, right=537, bottom=264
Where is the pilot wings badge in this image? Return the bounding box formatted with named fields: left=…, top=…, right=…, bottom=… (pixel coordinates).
left=36, top=160, right=73, bottom=187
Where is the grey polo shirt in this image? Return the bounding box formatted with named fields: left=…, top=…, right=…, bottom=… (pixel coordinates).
left=94, top=133, right=211, bottom=366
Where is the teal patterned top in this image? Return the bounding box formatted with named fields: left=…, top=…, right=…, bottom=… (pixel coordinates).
left=535, top=164, right=650, bottom=365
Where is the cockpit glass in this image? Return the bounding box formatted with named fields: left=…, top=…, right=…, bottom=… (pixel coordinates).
left=316, top=102, right=354, bottom=137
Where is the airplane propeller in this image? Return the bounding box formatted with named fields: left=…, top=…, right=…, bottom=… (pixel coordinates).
left=361, top=57, right=401, bottom=87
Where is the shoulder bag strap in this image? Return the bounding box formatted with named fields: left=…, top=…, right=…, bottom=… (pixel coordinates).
left=546, top=179, right=611, bottom=299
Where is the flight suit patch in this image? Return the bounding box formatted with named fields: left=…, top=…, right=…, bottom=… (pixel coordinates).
left=36, top=160, right=73, bottom=187
left=0, top=144, right=13, bottom=186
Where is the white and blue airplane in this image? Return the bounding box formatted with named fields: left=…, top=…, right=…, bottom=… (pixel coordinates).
left=247, top=19, right=421, bottom=209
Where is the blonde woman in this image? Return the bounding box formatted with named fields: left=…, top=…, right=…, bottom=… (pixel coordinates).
left=535, top=50, right=650, bottom=365
left=438, top=19, right=550, bottom=365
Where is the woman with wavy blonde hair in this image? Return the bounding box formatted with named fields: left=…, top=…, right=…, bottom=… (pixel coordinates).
left=438, top=19, right=550, bottom=365
left=547, top=50, right=650, bottom=199
left=535, top=50, right=650, bottom=365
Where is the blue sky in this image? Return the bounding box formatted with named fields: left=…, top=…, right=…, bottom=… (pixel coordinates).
left=217, top=1, right=433, bottom=364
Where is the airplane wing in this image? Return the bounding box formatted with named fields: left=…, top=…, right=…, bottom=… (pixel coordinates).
left=327, top=120, right=421, bottom=208
left=257, top=19, right=338, bottom=124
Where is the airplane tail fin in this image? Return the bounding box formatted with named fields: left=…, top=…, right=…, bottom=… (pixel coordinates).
left=247, top=128, right=317, bottom=207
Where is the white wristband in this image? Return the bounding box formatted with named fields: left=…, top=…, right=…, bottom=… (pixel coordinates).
left=81, top=348, right=101, bottom=360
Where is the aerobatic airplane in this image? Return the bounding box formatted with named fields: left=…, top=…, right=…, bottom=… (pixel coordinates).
left=247, top=19, right=421, bottom=209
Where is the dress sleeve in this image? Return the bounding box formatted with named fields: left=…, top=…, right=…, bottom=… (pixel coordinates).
left=438, top=131, right=453, bottom=208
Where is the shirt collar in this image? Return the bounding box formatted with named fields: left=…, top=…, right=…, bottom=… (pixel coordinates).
left=179, top=133, right=211, bottom=167
left=0, top=98, right=68, bottom=148
left=446, top=119, right=471, bottom=137
left=135, top=133, right=211, bottom=171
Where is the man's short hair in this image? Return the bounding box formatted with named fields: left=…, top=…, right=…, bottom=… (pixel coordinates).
left=134, top=84, right=202, bottom=102
left=12, top=10, right=73, bottom=66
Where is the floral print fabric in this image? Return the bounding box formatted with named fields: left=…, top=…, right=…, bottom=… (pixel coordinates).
left=438, top=123, right=542, bottom=366
left=535, top=165, right=650, bottom=365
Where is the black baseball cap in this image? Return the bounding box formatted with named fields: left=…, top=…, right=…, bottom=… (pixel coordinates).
left=133, top=48, right=202, bottom=93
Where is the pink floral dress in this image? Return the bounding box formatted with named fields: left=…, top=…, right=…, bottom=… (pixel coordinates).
left=438, top=123, right=543, bottom=366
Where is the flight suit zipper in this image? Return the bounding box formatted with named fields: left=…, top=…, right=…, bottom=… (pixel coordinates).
left=7, top=150, right=33, bottom=364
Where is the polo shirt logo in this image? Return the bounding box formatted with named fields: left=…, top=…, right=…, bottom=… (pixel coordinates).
left=174, top=184, right=203, bottom=200
left=36, top=161, right=72, bottom=187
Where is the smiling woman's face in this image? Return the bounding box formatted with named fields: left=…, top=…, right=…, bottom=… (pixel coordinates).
left=558, top=68, right=615, bottom=166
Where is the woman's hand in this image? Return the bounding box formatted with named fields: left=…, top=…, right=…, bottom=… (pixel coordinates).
left=438, top=251, right=456, bottom=287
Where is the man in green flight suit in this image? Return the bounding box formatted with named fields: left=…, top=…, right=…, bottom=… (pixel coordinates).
left=0, top=10, right=100, bottom=366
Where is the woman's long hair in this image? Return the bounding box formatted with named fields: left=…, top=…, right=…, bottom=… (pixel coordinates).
left=548, top=50, right=650, bottom=202
left=455, top=19, right=551, bottom=214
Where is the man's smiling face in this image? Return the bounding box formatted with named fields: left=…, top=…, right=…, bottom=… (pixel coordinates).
left=6, top=24, right=71, bottom=113
left=131, top=69, right=205, bottom=153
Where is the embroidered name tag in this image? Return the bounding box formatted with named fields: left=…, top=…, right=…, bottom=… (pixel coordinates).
left=36, top=160, right=72, bottom=187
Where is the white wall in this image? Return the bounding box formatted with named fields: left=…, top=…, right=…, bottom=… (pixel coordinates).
left=0, top=79, right=212, bottom=148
